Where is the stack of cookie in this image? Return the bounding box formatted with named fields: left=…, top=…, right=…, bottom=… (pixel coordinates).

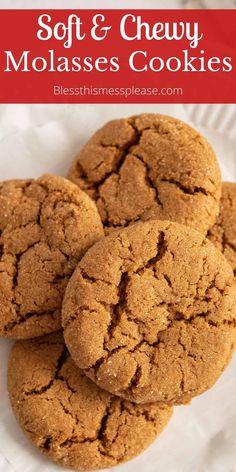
left=2, top=114, right=236, bottom=472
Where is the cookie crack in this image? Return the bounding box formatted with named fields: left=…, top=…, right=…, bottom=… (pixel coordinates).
left=56, top=399, right=116, bottom=454
left=160, top=178, right=208, bottom=197
left=25, top=346, right=68, bottom=397
left=42, top=437, right=53, bottom=451
left=135, top=231, right=168, bottom=275
left=4, top=309, right=58, bottom=333
left=104, top=272, right=129, bottom=347
left=148, top=231, right=167, bottom=267
left=97, top=400, right=133, bottom=461
left=178, top=326, right=187, bottom=394
left=127, top=364, right=142, bottom=390
left=96, top=400, right=113, bottom=446
left=77, top=126, right=142, bottom=200
left=131, top=153, right=164, bottom=209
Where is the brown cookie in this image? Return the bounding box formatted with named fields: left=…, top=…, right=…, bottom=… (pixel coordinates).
left=0, top=174, right=104, bottom=339
left=62, top=220, right=236, bottom=405
left=8, top=333, right=173, bottom=471
left=67, top=114, right=221, bottom=234
left=208, top=182, right=236, bottom=275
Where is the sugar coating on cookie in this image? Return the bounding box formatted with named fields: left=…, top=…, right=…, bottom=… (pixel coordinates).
left=63, top=220, right=236, bottom=405
left=0, top=174, right=104, bottom=339
left=8, top=333, right=172, bottom=471
left=67, top=114, right=221, bottom=234
left=208, top=182, right=236, bottom=274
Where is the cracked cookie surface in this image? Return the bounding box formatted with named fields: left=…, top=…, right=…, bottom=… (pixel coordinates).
left=0, top=174, right=104, bottom=339
left=67, top=114, right=221, bottom=234
left=208, top=182, right=236, bottom=275
left=62, top=220, right=236, bottom=405
left=8, top=333, right=173, bottom=471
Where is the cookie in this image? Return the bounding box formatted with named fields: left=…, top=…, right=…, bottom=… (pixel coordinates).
left=8, top=333, right=173, bottom=471
left=67, top=114, right=221, bottom=234
left=0, top=174, right=104, bottom=339
left=62, top=220, right=236, bottom=405
left=208, top=182, right=236, bottom=275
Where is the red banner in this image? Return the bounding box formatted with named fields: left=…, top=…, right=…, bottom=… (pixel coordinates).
left=0, top=9, right=235, bottom=103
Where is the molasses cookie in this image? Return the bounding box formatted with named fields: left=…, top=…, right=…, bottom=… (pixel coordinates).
left=62, top=220, right=236, bottom=405
left=8, top=333, right=173, bottom=471
left=0, top=174, right=104, bottom=339
left=208, top=182, right=236, bottom=274
left=67, top=114, right=221, bottom=234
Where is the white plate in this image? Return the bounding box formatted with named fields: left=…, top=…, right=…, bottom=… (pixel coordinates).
left=203, top=0, right=236, bottom=8
left=185, top=0, right=236, bottom=8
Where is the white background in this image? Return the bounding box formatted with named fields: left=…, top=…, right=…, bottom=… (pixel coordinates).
left=0, top=1, right=236, bottom=472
